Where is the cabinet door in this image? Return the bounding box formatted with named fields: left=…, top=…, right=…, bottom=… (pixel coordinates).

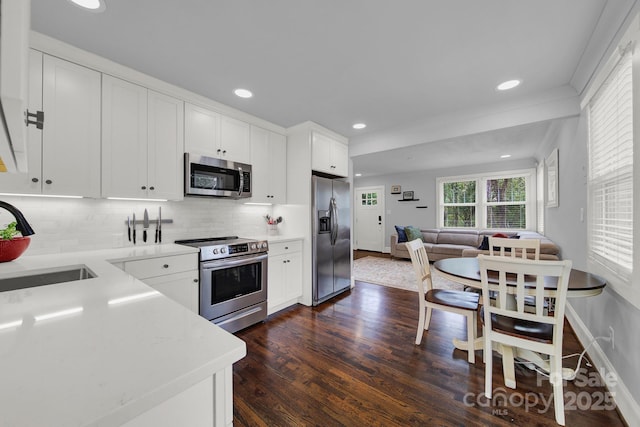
left=184, top=103, right=220, bottom=156
left=0, top=49, right=42, bottom=194
left=42, top=55, right=101, bottom=197
left=268, top=132, right=287, bottom=203
left=249, top=125, right=270, bottom=203
left=284, top=251, right=303, bottom=301
left=267, top=253, right=287, bottom=312
left=220, top=115, right=250, bottom=163
left=311, top=131, right=333, bottom=174
left=148, top=90, right=184, bottom=200
left=332, top=140, right=349, bottom=177
left=143, top=270, right=199, bottom=313
left=102, top=75, right=148, bottom=199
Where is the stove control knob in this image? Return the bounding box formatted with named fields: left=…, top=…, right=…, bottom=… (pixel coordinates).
left=250, top=243, right=257, bottom=250
left=261, top=242, right=268, bottom=249
left=221, top=248, right=227, bottom=254
left=212, top=248, right=219, bottom=254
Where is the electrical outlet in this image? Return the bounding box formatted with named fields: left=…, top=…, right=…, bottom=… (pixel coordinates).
left=609, top=325, right=615, bottom=350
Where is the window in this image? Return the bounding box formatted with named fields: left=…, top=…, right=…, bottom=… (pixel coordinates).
left=360, top=192, right=378, bottom=206
left=437, top=169, right=536, bottom=229
left=442, top=180, right=476, bottom=227
left=587, top=50, right=633, bottom=282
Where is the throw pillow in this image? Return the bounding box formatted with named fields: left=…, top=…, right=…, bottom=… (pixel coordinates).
left=478, top=236, right=489, bottom=250
left=404, top=225, right=424, bottom=242
left=395, top=225, right=408, bottom=243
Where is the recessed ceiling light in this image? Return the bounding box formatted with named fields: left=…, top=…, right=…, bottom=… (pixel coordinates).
left=501, top=154, right=512, bottom=159
left=352, top=123, right=367, bottom=130
left=234, top=88, right=253, bottom=98
left=497, top=80, right=521, bottom=91
left=355, top=173, right=362, bottom=177
left=68, top=0, right=106, bottom=12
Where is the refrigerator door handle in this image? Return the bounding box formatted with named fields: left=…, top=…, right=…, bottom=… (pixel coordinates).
left=330, top=197, right=338, bottom=246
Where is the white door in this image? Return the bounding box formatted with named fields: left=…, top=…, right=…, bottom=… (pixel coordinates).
left=355, top=186, right=385, bottom=251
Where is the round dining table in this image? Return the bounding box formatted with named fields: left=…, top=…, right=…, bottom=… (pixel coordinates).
left=433, top=257, right=607, bottom=297
left=432, top=256, right=607, bottom=386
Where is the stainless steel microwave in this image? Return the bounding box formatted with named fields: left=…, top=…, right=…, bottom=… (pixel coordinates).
left=184, top=153, right=252, bottom=198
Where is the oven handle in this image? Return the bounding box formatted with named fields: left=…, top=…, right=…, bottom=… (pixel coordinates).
left=201, top=253, right=268, bottom=270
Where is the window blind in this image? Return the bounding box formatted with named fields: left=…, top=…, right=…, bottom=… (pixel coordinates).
left=588, top=51, right=633, bottom=278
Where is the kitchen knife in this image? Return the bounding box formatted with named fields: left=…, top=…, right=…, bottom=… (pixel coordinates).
left=158, top=206, right=162, bottom=243
left=132, top=213, right=136, bottom=244
left=127, top=216, right=131, bottom=242
left=155, top=215, right=159, bottom=243
left=143, top=209, right=149, bottom=242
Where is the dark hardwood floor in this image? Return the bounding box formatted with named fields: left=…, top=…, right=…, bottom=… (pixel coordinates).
left=233, top=251, right=626, bottom=426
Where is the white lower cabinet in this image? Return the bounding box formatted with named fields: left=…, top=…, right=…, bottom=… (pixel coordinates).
left=268, top=240, right=302, bottom=315
left=122, top=253, right=199, bottom=313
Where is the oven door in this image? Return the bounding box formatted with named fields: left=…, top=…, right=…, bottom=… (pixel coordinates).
left=199, top=253, right=267, bottom=322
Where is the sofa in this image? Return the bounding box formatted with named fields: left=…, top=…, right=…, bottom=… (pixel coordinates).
left=390, top=228, right=560, bottom=261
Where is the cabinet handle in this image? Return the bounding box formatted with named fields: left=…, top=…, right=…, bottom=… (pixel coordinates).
left=284, top=246, right=288, bottom=250
left=31, top=178, right=39, bottom=183
left=149, top=186, right=155, bottom=190
left=141, top=186, right=147, bottom=190
left=217, top=149, right=222, bottom=154
left=163, top=264, right=169, bottom=269
left=222, top=150, right=227, bottom=155
left=193, top=278, right=199, bottom=283
left=45, top=179, right=52, bottom=184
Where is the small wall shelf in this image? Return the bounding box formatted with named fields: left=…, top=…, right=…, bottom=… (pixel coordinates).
left=398, top=199, right=420, bottom=202
left=415, top=206, right=428, bottom=209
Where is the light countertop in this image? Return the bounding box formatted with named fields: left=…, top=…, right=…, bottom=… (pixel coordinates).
left=0, top=244, right=246, bottom=427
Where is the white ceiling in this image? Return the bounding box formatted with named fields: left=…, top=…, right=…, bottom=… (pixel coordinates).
left=30, top=0, right=637, bottom=176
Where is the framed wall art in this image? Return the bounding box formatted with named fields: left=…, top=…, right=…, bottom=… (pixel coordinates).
left=546, top=148, right=559, bottom=207
left=390, top=185, right=401, bottom=194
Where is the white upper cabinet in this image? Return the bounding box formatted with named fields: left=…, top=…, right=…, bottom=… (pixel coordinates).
left=220, top=115, right=251, bottom=163
left=250, top=126, right=286, bottom=204
left=102, top=75, right=183, bottom=200
left=184, top=102, right=251, bottom=164
left=311, top=131, right=348, bottom=177
left=0, top=50, right=101, bottom=197
left=184, top=102, right=220, bottom=156
left=147, top=91, right=184, bottom=200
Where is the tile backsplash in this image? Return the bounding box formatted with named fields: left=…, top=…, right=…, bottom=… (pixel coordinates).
left=0, top=196, right=273, bottom=255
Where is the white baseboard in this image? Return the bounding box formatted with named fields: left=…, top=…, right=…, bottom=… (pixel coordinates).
left=566, top=302, right=639, bottom=426
left=383, top=246, right=390, bottom=253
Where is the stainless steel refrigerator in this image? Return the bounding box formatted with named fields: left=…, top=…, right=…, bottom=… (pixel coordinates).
left=312, top=175, right=351, bottom=305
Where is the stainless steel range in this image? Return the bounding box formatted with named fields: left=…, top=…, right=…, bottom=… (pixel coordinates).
left=175, top=236, right=268, bottom=333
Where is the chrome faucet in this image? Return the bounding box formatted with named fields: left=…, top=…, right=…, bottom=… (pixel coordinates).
left=0, top=201, right=35, bottom=236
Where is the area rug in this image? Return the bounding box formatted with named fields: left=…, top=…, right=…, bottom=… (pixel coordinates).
left=353, top=256, right=464, bottom=292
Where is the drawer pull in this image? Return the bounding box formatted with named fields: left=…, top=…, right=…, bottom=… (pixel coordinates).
left=163, top=264, right=169, bottom=269
left=193, top=278, right=199, bottom=283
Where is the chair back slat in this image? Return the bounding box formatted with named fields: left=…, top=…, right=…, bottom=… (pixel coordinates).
left=488, top=237, right=541, bottom=260
left=405, top=239, right=432, bottom=296
left=477, top=255, right=572, bottom=342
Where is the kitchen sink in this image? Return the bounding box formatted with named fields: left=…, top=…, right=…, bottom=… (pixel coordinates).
left=0, top=265, right=97, bottom=292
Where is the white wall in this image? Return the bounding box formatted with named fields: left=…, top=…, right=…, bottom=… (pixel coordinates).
left=541, top=115, right=640, bottom=422
left=0, top=195, right=274, bottom=255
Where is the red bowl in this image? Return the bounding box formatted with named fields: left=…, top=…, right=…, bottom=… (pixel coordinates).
left=0, top=237, right=31, bottom=262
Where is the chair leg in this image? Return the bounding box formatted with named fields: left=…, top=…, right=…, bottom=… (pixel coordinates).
left=466, top=312, right=476, bottom=364
left=551, top=354, right=566, bottom=426
left=425, top=307, right=433, bottom=331
left=484, top=334, right=493, bottom=399
left=415, top=306, right=426, bottom=345
left=501, top=345, right=516, bottom=389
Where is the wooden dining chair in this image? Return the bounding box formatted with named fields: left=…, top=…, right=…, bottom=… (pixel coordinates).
left=406, top=239, right=480, bottom=363
left=488, top=236, right=540, bottom=259
left=477, top=254, right=572, bottom=426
